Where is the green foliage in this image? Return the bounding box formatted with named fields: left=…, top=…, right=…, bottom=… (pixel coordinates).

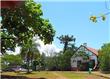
left=57, top=35, right=76, bottom=53
left=99, top=43, right=110, bottom=71
left=20, top=40, right=40, bottom=73
left=32, top=53, right=46, bottom=71
left=45, top=46, right=76, bottom=71
left=1, top=54, right=23, bottom=69
left=45, top=56, right=56, bottom=70
left=39, top=53, right=46, bottom=70
left=43, top=35, right=77, bottom=71
left=58, top=49, right=75, bottom=70
left=1, top=0, right=55, bottom=54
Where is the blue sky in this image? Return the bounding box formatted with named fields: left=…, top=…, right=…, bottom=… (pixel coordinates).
left=0, top=0, right=110, bottom=55
left=35, top=0, right=110, bottom=49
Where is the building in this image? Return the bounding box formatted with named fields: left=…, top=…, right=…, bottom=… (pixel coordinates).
left=71, top=44, right=98, bottom=71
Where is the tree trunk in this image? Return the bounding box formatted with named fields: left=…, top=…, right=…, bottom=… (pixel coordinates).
left=63, top=42, right=68, bottom=53
left=27, top=51, right=30, bottom=73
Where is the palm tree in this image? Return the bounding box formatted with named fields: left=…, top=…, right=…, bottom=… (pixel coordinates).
left=20, top=40, right=40, bottom=73
left=57, top=35, right=76, bottom=53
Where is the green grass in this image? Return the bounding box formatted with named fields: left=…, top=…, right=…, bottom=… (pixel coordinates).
left=1, top=71, right=57, bottom=79
left=56, top=71, right=106, bottom=79
left=1, top=71, right=107, bottom=79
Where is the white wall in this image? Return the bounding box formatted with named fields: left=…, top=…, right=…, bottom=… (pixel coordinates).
left=71, top=57, right=83, bottom=68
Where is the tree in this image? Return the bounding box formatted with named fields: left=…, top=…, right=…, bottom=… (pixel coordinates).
left=58, top=48, right=76, bottom=71
left=47, top=44, right=77, bottom=71
left=1, top=0, right=55, bottom=54
left=32, top=53, right=46, bottom=71
left=57, top=35, right=76, bottom=52
left=41, top=43, right=76, bottom=71
left=45, top=55, right=59, bottom=71
left=57, top=35, right=76, bottom=53
left=99, top=43, right=110, bottom=72
left=20, top=40, right=40, bottom=73
left=1, top=54, right=23, bottom=70
left=39, top=53, right=46, bottom=70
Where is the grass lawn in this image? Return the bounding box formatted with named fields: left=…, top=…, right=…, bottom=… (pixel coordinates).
left=57, top=71, right=107, bottom=79
left=1, top=71, right=107, bottom=79
left=1, top=71, right=57, bottom=79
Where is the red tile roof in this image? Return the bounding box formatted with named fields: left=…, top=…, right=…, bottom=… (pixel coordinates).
left=86, top=47, right=98, bottom=56
left=76, top=45, right=99, bottom=56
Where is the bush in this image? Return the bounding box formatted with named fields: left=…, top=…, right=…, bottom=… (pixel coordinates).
left=99, top=43, right=110, bottom=72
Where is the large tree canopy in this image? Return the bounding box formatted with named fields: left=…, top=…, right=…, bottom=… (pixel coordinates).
left=1, top=0, right=55, bottom=54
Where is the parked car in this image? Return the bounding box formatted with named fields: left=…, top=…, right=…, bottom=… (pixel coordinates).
left=12, top=68, right=27, bottom=72
left=14, top=68, right=33, bottom=72
left=2, top=67, right=32, bottom=72
left=2, top=68, right=15, bottom=72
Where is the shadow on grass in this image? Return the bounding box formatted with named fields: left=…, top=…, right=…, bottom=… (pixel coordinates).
left=1, top=75, right=46, bottom=79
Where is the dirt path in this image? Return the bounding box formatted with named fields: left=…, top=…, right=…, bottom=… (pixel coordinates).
left=52, top=72, right=68, bottom=79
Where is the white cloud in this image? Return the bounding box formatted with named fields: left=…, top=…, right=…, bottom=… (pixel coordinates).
left=7, top=37, right=62, bottom=56
left=35, top=38, right=62, bottom=56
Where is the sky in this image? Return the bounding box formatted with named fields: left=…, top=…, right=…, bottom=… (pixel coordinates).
left=35, top=0, right=110, bottom=50
left=35, top=0, right=110, bottom=2
left=1, top=0, right=110, bottom=55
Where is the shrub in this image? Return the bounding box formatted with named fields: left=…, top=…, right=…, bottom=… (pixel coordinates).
left=99, top=43, right=110, bottom=72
